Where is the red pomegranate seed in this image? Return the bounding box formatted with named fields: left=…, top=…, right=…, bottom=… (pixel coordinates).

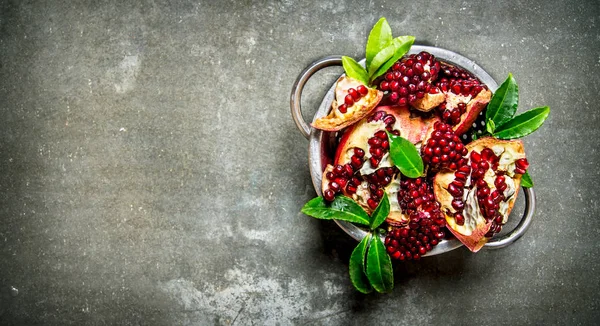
left=357, top=85, right=368, bottom=96
left=323, top=189, right=335, bottom=201
left=344, top=94, right=354, bottom=106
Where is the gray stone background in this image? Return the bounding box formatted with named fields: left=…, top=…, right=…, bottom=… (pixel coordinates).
left=0, top=0, right=598, bottom=325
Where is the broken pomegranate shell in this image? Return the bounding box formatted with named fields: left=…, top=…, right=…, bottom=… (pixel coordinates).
left=312, top=76, right=383, bottom=131
left=433, top=137, right=526, bottom=252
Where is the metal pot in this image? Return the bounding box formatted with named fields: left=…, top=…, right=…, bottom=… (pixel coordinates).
left=290, top=46, right=535, bottom=256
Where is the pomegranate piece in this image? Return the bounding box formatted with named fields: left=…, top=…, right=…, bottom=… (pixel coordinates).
left=433, top=137, right=527, bottom=252
left=434, top=63, right=492, bottom=136
left=312, top=76, right=383, bottom=131
left=328, top=105, right=437, bottom=224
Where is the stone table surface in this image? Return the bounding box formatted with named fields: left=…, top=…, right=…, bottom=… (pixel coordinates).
left=0, top=1, right=598, bottom=325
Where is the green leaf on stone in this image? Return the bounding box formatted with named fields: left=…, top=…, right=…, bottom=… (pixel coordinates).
left=521, top=171, right=534, bottom=188
left=494, top=106, right=550, bottom=139
left=342, top=56, right=369, bottom=85
left=487, top=73, right=519, bottom=128
left=369, top=193, right=390, bottom=230
left=301, top=196, right=371, bottom=226
left=386, top=131, right=424, bottom=178
left=366, top=236, right=394, bottom=293
left=349, top=233, right=373, bottom=294
left=365, top=17, right=392, bottom=69
left=368, top=36, right=415, bottom=81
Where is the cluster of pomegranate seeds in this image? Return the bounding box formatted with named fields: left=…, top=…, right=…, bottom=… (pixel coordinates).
left=448, top=164, right=471, bottom=225
left=365, top=167, right=398, bottom=209
left=436, top=78, right=485, bottom=98
left=438, top=101, right=467, bottom=125
left=339, top=85, right=369, bottom=113
left=384, top=177, right=446, bottom=260
left=378, top=51, right=441, bottom=106
left=421, top=122, right=468, bottom=170
left=469, top=149, right=506, bottom=237
left=323, top=163, right=355, bottom=201
left=368, top=130, right=389, bottom=168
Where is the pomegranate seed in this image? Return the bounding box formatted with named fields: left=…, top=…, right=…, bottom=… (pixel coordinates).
left=329, top=181, right=340, bottom=192
left=354, top=148, right=365, bottom=158
left=367, top=198, right=379, bottom=210
left=454, top=213, right=465, bottom=225
left=344, top=164, right=354, bottom=176
left=348, top=88, right=359, bottom=100
left=338, top=104, right=348, bottom=113
left=344, top=94, right=354, bottom=106
left=357, top=85, right=368, bottom=96
left=515, top=158, right=529, bottom=170
left=380, top=81, right=389, bottom=91
left=323, top=189, right=335, bottom=201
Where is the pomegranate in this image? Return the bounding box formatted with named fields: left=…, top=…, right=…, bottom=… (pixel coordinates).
left=377, top=52, right=492, bottom=136
left=312, top=76, right=383, bottom=131
left=434, top=63, right=492, bottom=136
left=433, top=137, right=528, bottom=252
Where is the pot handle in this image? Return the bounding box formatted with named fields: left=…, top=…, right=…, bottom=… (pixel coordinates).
left=483, top=187, right=535, bottom=249
left=290, top=56, right=343, bottom=139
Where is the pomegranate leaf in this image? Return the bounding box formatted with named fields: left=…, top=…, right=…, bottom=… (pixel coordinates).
left=370, top=193, right=390, bottom=230
left=521, top=171, right=533, bottom=188
left=342, top=56, right=369, bottom=85
left=301, top=196, right=371, bottom=226
left=349, top=233, right=373, bottom=294
left=368, top=36, right=415, bottom=82
left=487, top=73, right=519, bottom=128
left=386, top=131, right=424, bottom=178
left=494, top=106, right=550, bottom=139
left=366, top=235, right=394, bottom=293
left=486, top=119, right=496, bottom=134
left=365, top=17, right=392, bottom=69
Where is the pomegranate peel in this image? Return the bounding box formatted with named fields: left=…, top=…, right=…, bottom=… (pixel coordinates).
left=312, top=76, right=383, bottom=131
left=453, top=88, right=492, bottom=136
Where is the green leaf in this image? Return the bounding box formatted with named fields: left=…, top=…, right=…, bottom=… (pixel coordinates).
left=521, top=171, right=534, bottom=188
left=370, top=193, right=390, bottom=230
left=365, top=17, right=392, bottom=69
left=487, top=73, right=519, bottom=128
left=349, top=233, right=373, bottom=294
left=494, top=106, right=550, bottom=139
left=368, top=36, right=415, bottom=81
left=386, top=131, right=424, bottom=178
left=486, top=119, right=496, bottom=134
left=342, top=56, right=369, bottom=85
left=301, top=196, right=370, bottom=226
left=366, top=236, right=394, bottom=293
